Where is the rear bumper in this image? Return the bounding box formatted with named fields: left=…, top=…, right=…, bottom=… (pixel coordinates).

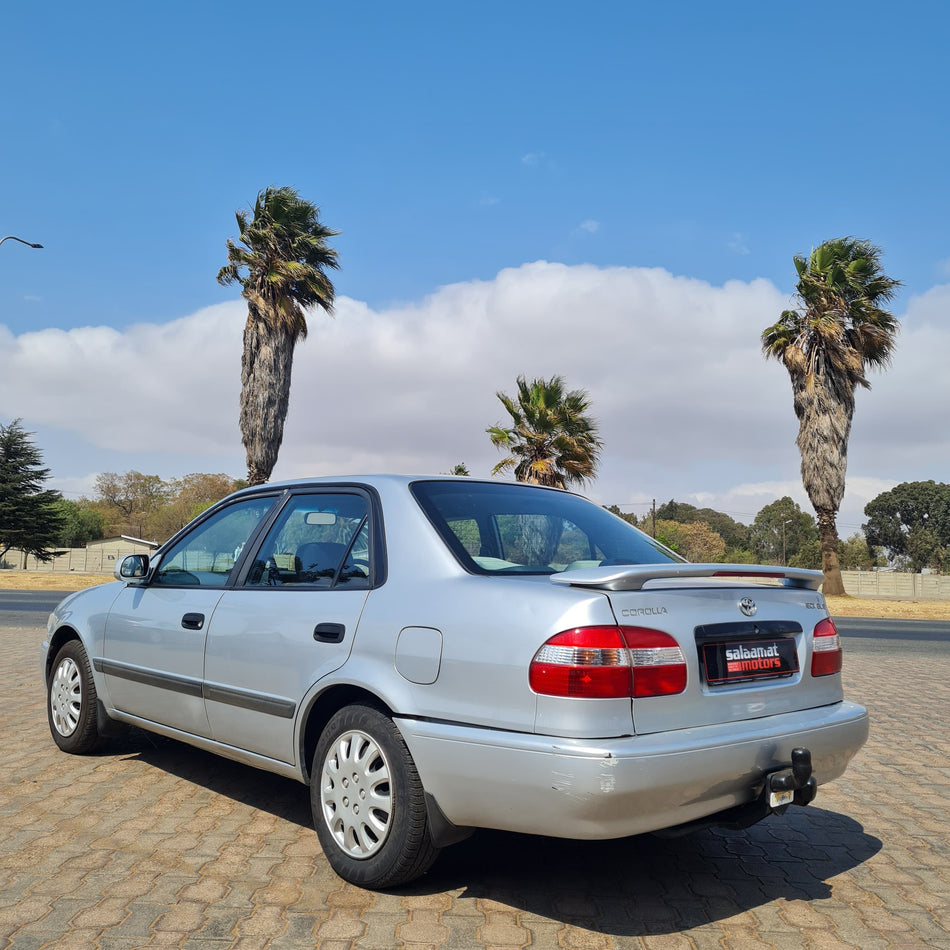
left=396, top=700, right=868, bottom=839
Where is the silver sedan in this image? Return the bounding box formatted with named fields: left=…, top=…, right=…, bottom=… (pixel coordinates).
left=42, top=475, right=868, bottom=888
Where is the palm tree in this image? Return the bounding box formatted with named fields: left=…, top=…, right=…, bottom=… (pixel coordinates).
left=488, top=375, right=602, bottom=489
left=762, top=238, right=900, bottom=594
left=218, top=186, right=339, bottom=485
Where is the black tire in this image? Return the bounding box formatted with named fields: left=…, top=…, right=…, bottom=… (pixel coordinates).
left=311, top=704, right=439, bottom=888
left=47, top=641, right=102, bottom=754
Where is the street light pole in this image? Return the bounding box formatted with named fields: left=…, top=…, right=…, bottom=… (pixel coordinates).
left=0, top=235, right=44, bottom=250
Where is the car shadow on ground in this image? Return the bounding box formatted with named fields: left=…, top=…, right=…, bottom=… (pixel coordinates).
left=110, top=729, right=315, bottom=826
left=421, top=809, right=882, bottom=935
left=118, top=731, right=881, bottom=938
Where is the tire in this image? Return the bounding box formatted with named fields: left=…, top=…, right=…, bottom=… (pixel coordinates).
left=311, top=704, right=440, bottom=888
left=47, top=641, right=102, bottom=754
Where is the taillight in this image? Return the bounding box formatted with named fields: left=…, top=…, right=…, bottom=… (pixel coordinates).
left=623, top=628, right=689, bottom=697
left=811, top=617, right=842, bottom=676
left=529, top=626, right=686, bottom=699
left=529, top=626, right=631, bottom=698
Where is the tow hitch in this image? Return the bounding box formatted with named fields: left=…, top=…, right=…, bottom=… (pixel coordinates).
left=717, top=747, right=817, bottom=830
left=767, top=747, right=817, bottom=812
left=657, top=747, right=818, bottom=836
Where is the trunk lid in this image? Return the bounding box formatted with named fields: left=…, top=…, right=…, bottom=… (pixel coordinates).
left=551, top=564, right=842, bottom=734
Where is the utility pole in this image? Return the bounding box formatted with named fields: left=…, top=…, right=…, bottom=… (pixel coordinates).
left=652, top=499, right=656, bottom=538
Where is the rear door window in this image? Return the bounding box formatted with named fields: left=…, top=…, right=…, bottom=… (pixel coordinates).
left=245, top=492, right=372, bottom=590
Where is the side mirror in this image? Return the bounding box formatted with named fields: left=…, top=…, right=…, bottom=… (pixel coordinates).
left=115, top=553, right=150, bottom=582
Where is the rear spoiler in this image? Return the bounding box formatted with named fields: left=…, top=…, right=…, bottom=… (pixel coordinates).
left=550, top=563, right=824, bottom=592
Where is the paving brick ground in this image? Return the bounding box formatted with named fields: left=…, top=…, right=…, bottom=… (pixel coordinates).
left=2, top=623, right=948, bottom=949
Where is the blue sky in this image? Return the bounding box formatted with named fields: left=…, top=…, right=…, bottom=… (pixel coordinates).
left=2, top=1, right=949, bottom=534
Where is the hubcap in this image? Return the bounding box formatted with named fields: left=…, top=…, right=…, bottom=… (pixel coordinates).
left=50, top=656, right=82, bottom=737
left=320, top=729, right=393, bottom=858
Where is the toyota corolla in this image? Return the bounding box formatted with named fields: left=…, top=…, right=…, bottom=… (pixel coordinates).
left=42, top=475, right=868, bottom=888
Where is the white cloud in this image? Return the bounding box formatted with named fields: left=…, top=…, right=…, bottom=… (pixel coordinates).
left=521, top=152, right=545, bottom=166
left=844, top=284, right=950, bottom=479
left=0, top=302, right=243, bottom=456
left=1, top=263, right=945, bottom=530
left=578, top=220, right=600, bottom=234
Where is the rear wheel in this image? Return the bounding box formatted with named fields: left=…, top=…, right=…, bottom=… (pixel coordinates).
left=311, top=704, right=439, bottom=888
left=48, top=640, right=102, bottom=754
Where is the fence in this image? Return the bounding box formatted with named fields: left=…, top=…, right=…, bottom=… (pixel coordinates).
left=841, top=570, right=950, bottom=600
left=2, top=546, right=147, bottom=575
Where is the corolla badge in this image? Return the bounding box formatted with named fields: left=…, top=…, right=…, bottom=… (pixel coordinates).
left=739, top=597, right=757, bottom=617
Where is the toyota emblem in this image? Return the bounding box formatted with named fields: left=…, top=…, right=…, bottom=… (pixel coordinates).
left=739, top=597, right=757, bottom=617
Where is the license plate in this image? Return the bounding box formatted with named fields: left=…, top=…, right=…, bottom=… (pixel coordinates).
left=701, top=637, right=798, bottom=685
left=769, top=788, right=794, bottom=808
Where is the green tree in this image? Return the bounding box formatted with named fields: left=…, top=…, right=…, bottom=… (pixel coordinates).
left=904, top=527, right=947, bottom=574
left=92, top=471, right=243, bottom=544
left=791, top=532, right=881, bottom=572
left=218, top=186, right=339, bottom=486
left=655, top=500, right=750, bottom=552
left=788, top=539, right=822, bottom=571
left=654, top=500, right=696, bottom=523
left=839, top=532, right=882, bottom=571
left=864, top=480, right=950, bottom=568
left=762, top=237, right=900, bottom=594
left=488, top=375, right=602, bottom=489
left=605, top=504, right=639, bottom=526
left=94, top=471, right=172, bottom=538
left=149, top=473, right=242, bottom=540
left=0, top=420, right=64, bottom=562
left=54, top=499, right=105, bottom=547
left=750, top=497, right=818, bottom=565
left=653, top=519, right=727, bottom=562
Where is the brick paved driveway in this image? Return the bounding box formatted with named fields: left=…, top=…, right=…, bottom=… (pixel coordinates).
left=2, top=622, right=948, bottom=950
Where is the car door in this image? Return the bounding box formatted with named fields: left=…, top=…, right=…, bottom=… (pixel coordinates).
left=101, top=495, right=277, bottom=736
left=202, top=489, right=374, bottom=764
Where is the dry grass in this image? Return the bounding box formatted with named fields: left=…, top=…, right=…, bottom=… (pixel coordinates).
left=1, top=571, right=948, bottom=620
left=0, top=572, right=113, bottom=591
left=822, top=594, right=950, bottom=621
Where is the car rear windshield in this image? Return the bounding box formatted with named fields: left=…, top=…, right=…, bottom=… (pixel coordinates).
left=411, top=480, right=680, bottom=575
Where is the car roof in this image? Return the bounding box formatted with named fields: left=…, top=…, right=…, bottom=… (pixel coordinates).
left=229, top=474, right=573, bottom=497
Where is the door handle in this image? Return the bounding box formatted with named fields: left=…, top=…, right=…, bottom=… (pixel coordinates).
left=182, top=612, right=205, bottom=630
left=313, top=622, right=345, bottom=643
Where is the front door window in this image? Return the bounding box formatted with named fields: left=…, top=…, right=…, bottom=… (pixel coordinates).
left=154, top=497, right=275, bottom=587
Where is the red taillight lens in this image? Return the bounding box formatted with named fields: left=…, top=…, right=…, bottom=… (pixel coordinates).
left=529, top=626, right=686, bottom=698
left=529, top=626, right=632, bottom=698
left=621, top=627, right=689, bottom=697
left=811, top=617, right=842, bottom=676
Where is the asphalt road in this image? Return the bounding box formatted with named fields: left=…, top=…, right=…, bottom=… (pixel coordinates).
left=834, top=616, right=950, bottom=656
left=0, top=590, right=72, bottom=628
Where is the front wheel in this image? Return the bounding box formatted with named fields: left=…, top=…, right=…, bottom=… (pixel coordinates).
left=311, top=704, right=439, bottom=888
left=47, top=640, right=102, bottom=754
